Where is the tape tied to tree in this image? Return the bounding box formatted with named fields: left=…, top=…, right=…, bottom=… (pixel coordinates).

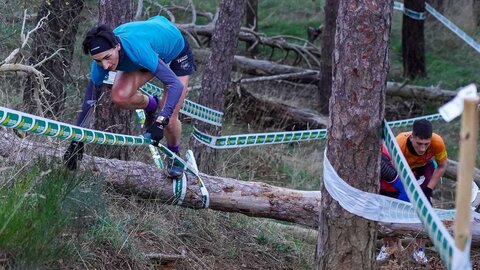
left=323, top=120, right=476, bottom=269
left=393, top=1, right=480, bottom=53
left=192, top=114, right=442, bottom=149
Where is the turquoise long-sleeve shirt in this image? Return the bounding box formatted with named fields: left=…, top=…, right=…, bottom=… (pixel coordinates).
left=88, top=16, right=185, bottom=118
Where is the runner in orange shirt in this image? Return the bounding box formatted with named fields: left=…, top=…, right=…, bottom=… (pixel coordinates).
left=396, top=119, right=448, bottom=264
left=396, top=119, right=448, bottom=203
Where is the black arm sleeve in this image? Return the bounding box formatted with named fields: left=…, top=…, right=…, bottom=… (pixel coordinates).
left=75, top=80, right=102, bottom=127
left=381, top=153, right=398, bottom=183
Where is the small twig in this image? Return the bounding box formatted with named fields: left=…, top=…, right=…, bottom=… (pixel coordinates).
left=134, top=0, right=143, bottom=20
left=395, top=80, right=410, bottom=91
left=188, top=0, right=196, bottom=26
left=179, top=28, right=201, bottom=48
left=22, top=10, right=50, bottom=49
left=144, top=0, right=175, bottom=23
left=240, top=71, right=319, bottom=84
left=145, top=250, right=187, bottom=262
left=32, top=48, right=65, bottom=68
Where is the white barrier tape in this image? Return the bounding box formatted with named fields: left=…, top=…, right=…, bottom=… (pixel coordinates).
left=323, top=149, right=460, bottom=223
left=394, top=1, right=480, bottom=53
left=393, top=2, right=426, bottom=20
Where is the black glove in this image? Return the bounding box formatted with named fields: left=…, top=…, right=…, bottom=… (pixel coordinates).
left=144, top=116, right=169, bottom=146
left=63, top=141, right=84, bottom=170
left=421, top=186, right=433, bottom=205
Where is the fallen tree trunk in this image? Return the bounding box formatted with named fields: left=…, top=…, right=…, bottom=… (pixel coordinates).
left=0, top=130, right=479, bottom=245
left=194, top=49, right=458, bottom=102
left=445, top=158, right=480, bottom=186
left=226, top=85, right=328, bottom=129
left=386, top=82, right=456, bottom=102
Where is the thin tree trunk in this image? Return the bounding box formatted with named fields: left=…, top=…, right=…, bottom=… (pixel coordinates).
left=244, top=0, right=259, bottom=57
left=402, top=0, right=426, bottom=79
left=24, top=0, right=85, bottom=116
left=92, top=0, right=134, bottom=160
left=191, top=0, right=246, bottom=174
left=318, top=0, right=338, bottom=115
left=317, top=1, right=393, bottom=269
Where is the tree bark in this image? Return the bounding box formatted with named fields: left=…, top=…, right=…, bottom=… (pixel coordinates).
left=317, top=1, right=393, bottom=269
left=191, top=0, right=246, bottom=174
left=402, top=0, right=426, bottom=79
left=1, top=130, right=480, bottom=245
left=318, top=0, right=339, bottom=115
left=92, top=0, right=134, bottom=161
left=24, top=0, right=85, bottom=116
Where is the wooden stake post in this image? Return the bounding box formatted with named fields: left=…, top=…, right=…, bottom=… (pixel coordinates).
left=454, top=97, right=479, bottom=250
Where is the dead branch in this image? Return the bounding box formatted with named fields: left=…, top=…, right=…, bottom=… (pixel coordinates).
left=0, top=10, right=61, bottom=118
left=180, top=25, right=321, bottom=66
left=239, top=71, right=319, bottom=84
left=194, top=49, right=459, bottom=102
left=134, top=0, right=143, bottom=20
left=169, top=3, right=213, bottom=21
left=227, top=84, right=328, bottom=130
left=145, top=250, right=186, bottom=262
left=144, top=0, right=175, bottom=22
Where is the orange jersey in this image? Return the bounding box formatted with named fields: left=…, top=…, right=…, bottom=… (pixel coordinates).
left=396, top=132, right=447, bottom=168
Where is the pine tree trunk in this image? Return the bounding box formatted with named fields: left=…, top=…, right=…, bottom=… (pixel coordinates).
left=191, top=0, right=246, bottom=174
left=316, top=1, right=393, bottom=269
left=318, top=0, right=339, bottom=115
left=24, top=0, right=85, bottom=116
left=92, top=0, right=134, bottom=160
left=402, top=0, right=426, bottom=79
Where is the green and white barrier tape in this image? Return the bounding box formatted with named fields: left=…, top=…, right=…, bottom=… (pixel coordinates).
left=139, top=82, right=223, bottom=127
left=0, top=106, right=209, bottom=208
left=193, top=126, right=328, bottom=149
left=383, top=120, right=471, bottom=270
left=394, top=1, right=480, bottom=53
left=193, top=113, right=442, bottom=149
left=103, top=72, right=223, bottom=127
left=137, top=110, right=208, bottom=207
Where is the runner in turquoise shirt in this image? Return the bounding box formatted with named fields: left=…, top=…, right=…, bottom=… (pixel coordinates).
left=64, top=16, right=195, bottom=179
